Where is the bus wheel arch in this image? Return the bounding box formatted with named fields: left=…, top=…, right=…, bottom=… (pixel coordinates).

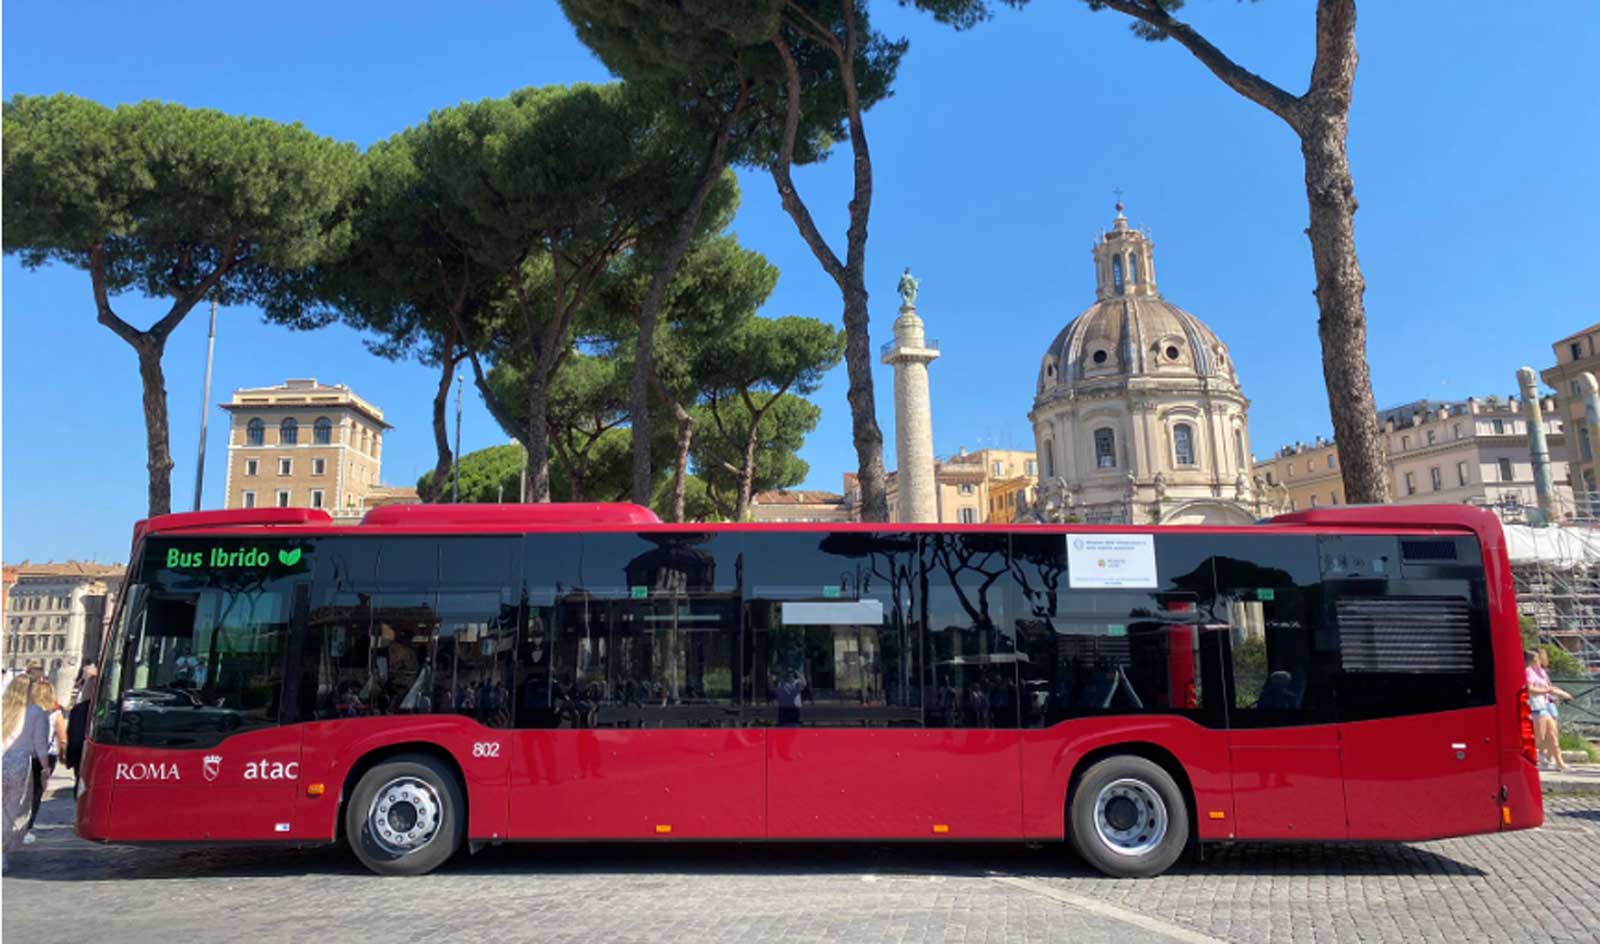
left=339, top=742, right=468, bottom=875
left=1065, top=742, right=1196, bottom=877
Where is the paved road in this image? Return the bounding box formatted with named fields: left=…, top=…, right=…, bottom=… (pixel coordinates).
left=5, top=772, right=1597, bottom=944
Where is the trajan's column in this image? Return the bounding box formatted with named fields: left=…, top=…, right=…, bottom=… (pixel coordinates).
left=882, top=268, right=939, bottom=522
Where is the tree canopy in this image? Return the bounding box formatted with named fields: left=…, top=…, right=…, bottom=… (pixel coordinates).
left=2, top=93, right=360, bottom=515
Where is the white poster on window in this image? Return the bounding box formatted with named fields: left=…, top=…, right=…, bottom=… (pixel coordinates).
left=781, top=600, right=885, bottom=626
left=1066, top=534, right=1158, bottom=588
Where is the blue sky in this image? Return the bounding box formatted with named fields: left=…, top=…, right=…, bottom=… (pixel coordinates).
left=4, top=2, right=1597, bottom=562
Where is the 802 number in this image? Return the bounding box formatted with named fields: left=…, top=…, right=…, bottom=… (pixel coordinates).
left=471, top=741, right=502, bottom=758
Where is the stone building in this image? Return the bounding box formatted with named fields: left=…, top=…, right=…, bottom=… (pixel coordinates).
left=837, top=447, right=1038, bottom=525
left=749, top=489, right=856, bottom=523
left=1030, top=205, right=1261, bottom=525
left=1257, top=396, right=1573, bottom=521
left=3, top=561, right=124, bottom=698
left=1541, top=323, right=1600, bottom=509
left=222, top=379, right=396, bottom=514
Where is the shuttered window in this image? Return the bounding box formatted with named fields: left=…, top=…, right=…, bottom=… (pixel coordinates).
left=1337, top=596, right=1473, bottom=674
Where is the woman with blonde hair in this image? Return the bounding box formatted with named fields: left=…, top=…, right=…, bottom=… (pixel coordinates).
left=25, top=679, right=67, bottom=838
left=2, top=676, right=52, bottom=853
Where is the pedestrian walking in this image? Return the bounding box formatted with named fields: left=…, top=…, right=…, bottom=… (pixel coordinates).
left=65, top=664, right=97, bottom=798
left=2, top=676, right=53, bottom=854
left=1528, top=649, right=1573, bottom=771
left=25, top=679, right=67, bottom=838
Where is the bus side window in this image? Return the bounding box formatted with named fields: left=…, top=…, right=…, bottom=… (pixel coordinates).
left=742, top=532, right=922, bottom=728
left=1209, top=535, right=1337, bottom=728
left=923, top=533, right=1017, bottom=729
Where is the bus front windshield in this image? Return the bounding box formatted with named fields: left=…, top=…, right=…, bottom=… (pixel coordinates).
left=98, top=537, right=309, bottom=749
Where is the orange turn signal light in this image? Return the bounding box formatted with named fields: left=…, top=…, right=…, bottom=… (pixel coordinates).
left=1502, top=805, right=1512, bottom=825
left=1208, top=811, right=1226, bottom=820
left=306, top=783, right=326, bottom=797
left=932, top=824, right=950, bottom=834
left=655, top=824, right=672, bottom=834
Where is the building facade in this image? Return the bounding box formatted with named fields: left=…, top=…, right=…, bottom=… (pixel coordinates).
left=1030, top=205, right=1260, bottom=525
left=749, top=489, right=855, bottom=523
left=1257, top=396, right=1573, bottom=520
left=222, top=379, right=393, bottom=514
left=3, top=562, right=124, bottom=698
left=1541, top=324, right=1600, bottom=509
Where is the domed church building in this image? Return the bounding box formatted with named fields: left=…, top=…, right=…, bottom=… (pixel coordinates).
left=1030, top=204, right=1265, bottom=525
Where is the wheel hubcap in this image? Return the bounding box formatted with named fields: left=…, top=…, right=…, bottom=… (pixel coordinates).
left=1093, top=777, right=1168, bottom=857
left=367, top=777, right=442, bottom=856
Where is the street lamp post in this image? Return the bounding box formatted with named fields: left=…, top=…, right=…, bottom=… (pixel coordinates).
left=192, top=297, right=218, bottom=512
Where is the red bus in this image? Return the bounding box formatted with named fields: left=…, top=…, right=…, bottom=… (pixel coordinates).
left=77, top=502, right=1542, bottom=877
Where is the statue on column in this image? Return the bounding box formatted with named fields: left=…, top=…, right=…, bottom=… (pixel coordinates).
left=897, top=267, right=920, bottom=308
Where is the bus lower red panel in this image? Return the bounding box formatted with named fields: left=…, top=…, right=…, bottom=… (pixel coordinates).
left=1340, top=706, right=1501, bottom=840
left=766, top=730, right=1022, bottom=839
left=1229, top=725, right=1347, bottom=840
left=95, top=728, right=302, bottom=841
left=508, top=729, right=765, bottom=839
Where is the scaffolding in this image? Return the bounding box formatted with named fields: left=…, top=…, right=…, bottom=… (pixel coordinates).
left=1506, top=524, right=1600, bottom=673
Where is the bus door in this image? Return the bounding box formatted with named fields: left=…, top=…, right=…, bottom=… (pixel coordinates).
left=510, top=532, right=763, bottom=840
left=1323, top=534, right=1500, bottom=839
left=1215, top=539, right=1349, bottom=840
left=105, top=538, right=311, bottom=841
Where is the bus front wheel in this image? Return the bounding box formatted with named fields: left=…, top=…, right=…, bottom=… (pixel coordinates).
left=346, top=753, right=465, bottom=876
left=1068, top=755, right=1188, bottom=879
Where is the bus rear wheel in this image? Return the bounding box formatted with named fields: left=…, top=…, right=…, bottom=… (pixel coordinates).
left=1068, top=755, right=1188, bottom=879
left=346, top=753, right=465, bottom=876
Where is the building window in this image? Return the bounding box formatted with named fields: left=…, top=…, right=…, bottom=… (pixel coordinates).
left=1332, top=492, right=1341, bottom=505
left=1453, top=423, right=1462, bottom=440
left=1173, top=423, right=1196, bottom=466
left=1583, top=428, right=1593, bottom=462
left=280, top=418, right=299, bottom=445
left=1112, top=256, right=1124, bottom=295
left=992, top=461, right=1004, bottom=477
left=958, top=507, right=977, bottom=524
left=1309, top=495, right=1319, bottom=507
left=310, top=489, right=325, bottom=509
left=1457, top=461, right=1470, bottom=487
left=314, top=417, right=333, bottom=445
left=242, top=490, right=256, bottom=509
left=312, top=457, right=327, bottom=476
left=1573, top=379, right=1584, bottom=398
left=1430, top=466, right=1443, bottom=491
left=1572, top=342, right=1584, bottom=361
left=245, top=459, right=258, bottom=477
left=246, top=418, right=265, bottom=446
left=959, top=483, right=974, bottom=496
left=1492, top=419, right=1505, bottom=435
left=1128, top=252, right=1141, bottom=284
left=276, top=490, right=292, bottom=508
left=1426, top=430, right=1436, bottom=445
left=278, top=458, right=292, bottom=476
left=1327, top=453, right=1336, bottom=470
left=1498, top=458, right=1513, bottom=483
left=1094, top=428, right=1116, bottom=469
left=1404, top=471, right=1417, bottom=496
left=1043, top=441, right=1055, bottom=478
left=1401, top=435, right=1410, bottom=451
left=1025, top=459, right=1037, bottom=477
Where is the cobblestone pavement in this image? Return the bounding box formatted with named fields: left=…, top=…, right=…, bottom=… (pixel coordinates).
left=4, top=772, right=1597, bottom=944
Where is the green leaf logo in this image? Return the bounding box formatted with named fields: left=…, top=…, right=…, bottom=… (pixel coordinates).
left=278, top=548, right=302, bottom=567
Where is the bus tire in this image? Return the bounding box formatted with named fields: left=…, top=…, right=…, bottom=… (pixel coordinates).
left=345, top=753, right=465, bottom=877
left=1068, top=754, right=1188, bottom=879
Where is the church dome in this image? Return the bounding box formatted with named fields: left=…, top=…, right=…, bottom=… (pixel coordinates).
left=1036, top=204, right=1239, bottom=396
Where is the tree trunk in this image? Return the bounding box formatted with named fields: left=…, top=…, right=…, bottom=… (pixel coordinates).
left=524, top=376, right=553, bottom=503
left=134, top=339, right=175, bottom=517
left=1300, top=116, right=1387, bottom=503
left=840, top=279, right=888, bottom=520
left=424, top=353, right=458, bottom=503
left=671, top=412, right=695, bottom=522
left=736, top=424, right=760, bottom=522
